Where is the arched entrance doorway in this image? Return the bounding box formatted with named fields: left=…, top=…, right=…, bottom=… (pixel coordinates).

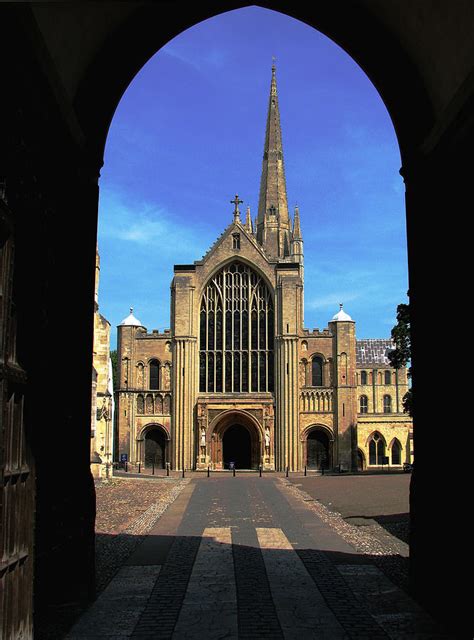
left=140, top=425, right=169, bottom=468
left=223, top=424, right=252, bottom=469
left=305, top=428, right=332, bottom=470
left=210, top=411, right=262, bottom=470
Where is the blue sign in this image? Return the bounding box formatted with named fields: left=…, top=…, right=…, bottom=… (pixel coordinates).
left=120, top=453, right=128, bottom=463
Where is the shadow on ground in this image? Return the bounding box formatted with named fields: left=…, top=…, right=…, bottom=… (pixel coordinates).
left=34, top=530, right=455, bottom=640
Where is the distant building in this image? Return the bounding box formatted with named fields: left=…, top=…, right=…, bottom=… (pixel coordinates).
left=91, top=249, right=114, bottom=478
left=115, top=65, right=412, bottom=472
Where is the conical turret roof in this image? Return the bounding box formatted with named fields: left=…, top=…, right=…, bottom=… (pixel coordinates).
left=120, top=307, right=143, bottom=327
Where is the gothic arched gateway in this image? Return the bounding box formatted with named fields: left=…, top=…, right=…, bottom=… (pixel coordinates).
left=304, top=427, right=333, bottom=470
left=209, top=411, right=262, bottom=470
left=138, top=425, right=169, bottom=469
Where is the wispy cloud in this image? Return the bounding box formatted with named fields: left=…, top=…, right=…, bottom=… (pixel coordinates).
left=99, top=186, right=211, bottom=261
left=307, top=290, right=361, bottom=310
left=163, top=44, right=228, bottom=73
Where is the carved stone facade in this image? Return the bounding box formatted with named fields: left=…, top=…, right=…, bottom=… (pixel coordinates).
left=116, top=66, right=413, bottom=472
left=91, top=249, right=114, bottom=478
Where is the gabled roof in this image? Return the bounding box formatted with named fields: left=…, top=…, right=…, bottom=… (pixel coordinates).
left=195, top=218, right=271, bottom=266
left=356, top=339, right=394, bottom=366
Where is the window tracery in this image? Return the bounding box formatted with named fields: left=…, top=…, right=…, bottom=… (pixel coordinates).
left=199, top=261, right=274, bottom=393
left=369, top=432, right=386, bottom=465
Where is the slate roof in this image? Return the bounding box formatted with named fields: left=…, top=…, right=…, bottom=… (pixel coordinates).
left=356, top=339, right=394, bottom=366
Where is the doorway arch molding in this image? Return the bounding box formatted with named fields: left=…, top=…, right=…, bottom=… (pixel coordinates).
left=301, top=422, right=335, bottom=442
left=208, top=408, right=264, bottom=443
left=74, top=3, right=434, bottom=168
left=208, top=409, right=264, bottom=470
left=137, top=421, right=170, bottom=441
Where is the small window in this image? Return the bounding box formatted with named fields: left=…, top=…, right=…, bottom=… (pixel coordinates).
left=384, top=370, right=391, bottom=385
left=383, top=394, right=392, bottom=413
left=360, top=395, right=368, bottom=414
left=311, top=357, right=323, bottom=386
left=232, top=233, right=240, bottom=249
left=149, top=359, right=160, bottom=390
left=360, top=370, right=367, bottom=385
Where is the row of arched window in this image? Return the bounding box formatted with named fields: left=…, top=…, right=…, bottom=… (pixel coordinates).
left=137, top=393, right=171, bottom=415
left=359, top=370, right=394, bottom=385
left=359, top=394, right=393, bottom=414
left=367, top=432, right=402, bottom=465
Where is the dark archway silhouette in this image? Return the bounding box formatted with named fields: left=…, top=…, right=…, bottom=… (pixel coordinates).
left=144, top=427, right=167, bottom=468
left=223, top=424, right=252, bottom=469
left=307, top=430, right=330, bottom=470
left=1, top=3, right=473, bottom=637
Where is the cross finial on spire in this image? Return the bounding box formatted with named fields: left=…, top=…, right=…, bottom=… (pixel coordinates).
left=231, top=194, right=243, bottom=221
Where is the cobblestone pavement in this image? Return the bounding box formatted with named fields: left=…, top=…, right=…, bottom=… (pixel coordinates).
left=95, top=477, right=190, bottom=594
left=287, top=475, right=410, bottom=592
left=67, top=475, right=453, bottom=640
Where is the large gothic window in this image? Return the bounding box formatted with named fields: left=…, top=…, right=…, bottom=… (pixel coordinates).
left=199, top=261, right=274, bottom=393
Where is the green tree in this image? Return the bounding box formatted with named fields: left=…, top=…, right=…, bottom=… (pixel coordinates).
left=388, top=302, right=412, bottom=416
left=110, top=349, right=118, bottom=391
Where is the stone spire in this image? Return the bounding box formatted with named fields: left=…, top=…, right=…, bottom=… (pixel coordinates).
left=256, top=62, right=291, bottom=258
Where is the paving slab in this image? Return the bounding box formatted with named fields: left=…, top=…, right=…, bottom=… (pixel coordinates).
left=68, top=476, right=451, bottom=640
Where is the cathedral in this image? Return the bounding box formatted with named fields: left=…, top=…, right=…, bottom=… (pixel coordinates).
left=116, top=65, right=413, bottom=473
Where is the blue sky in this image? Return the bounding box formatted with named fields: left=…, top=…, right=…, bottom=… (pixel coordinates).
left=98, top=6, right=408, bottom=349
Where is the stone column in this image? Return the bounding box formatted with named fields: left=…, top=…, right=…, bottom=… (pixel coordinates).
left=275, top=266, right=303, bottom=471
left=275, top=335, right=299, bottom=470
left=171, top=336, right=197, bottom=470
left=170, top=270, right=197, bottom=470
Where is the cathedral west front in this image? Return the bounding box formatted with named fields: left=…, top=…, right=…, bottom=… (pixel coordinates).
left=115, top=65, right=413, bottom=473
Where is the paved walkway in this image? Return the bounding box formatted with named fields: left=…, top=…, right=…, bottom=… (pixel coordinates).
left=67, top=476, right=449, bottom=639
